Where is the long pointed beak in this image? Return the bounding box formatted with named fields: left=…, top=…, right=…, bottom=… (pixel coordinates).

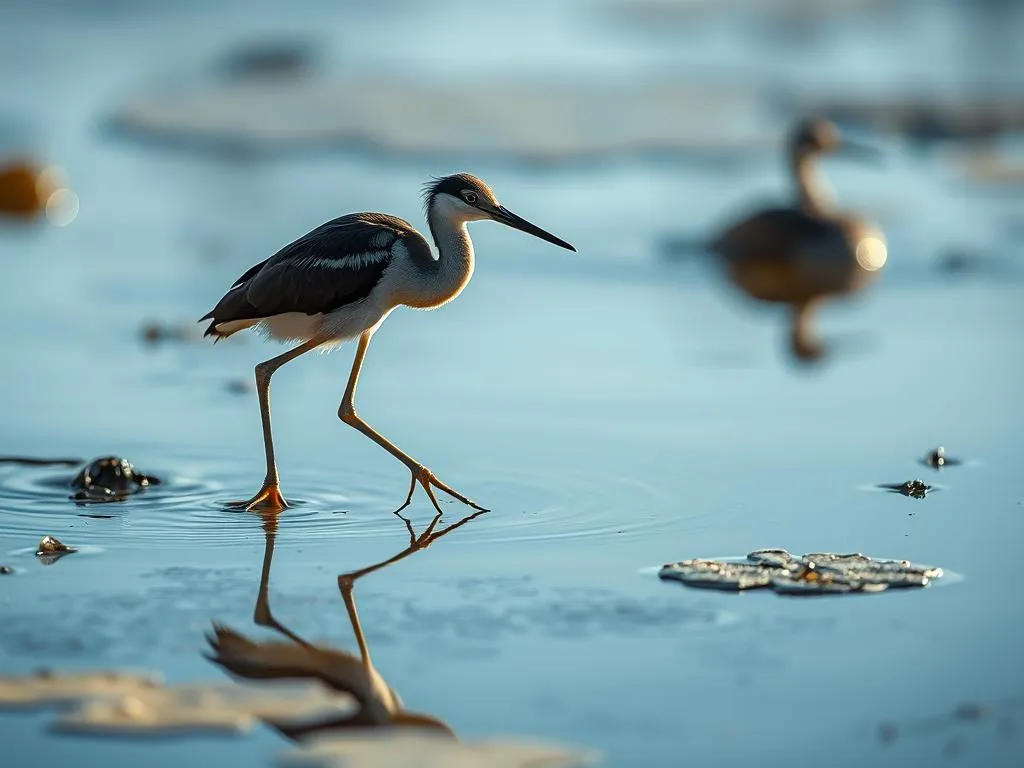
left=489, top=205, right=576, bottom=252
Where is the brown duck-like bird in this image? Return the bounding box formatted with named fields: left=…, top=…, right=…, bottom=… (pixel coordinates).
left=710, top=117, right=887, bottom=361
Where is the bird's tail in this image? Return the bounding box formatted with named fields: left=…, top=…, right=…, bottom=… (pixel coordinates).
left=199, top=313, right=255, bottom=341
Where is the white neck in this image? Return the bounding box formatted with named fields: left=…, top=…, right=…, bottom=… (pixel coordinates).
left=415, top=196, right=478, bottom=309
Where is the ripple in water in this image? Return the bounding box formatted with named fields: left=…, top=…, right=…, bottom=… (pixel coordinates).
left=0, top=458, right=680, bottom=550
left=422, top=467, right=682, bottom=545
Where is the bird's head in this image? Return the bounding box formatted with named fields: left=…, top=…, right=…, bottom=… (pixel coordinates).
left=423, top=173, right=576, bottom=252
left=791, top=117, right=842, bottom=155
left=790, top=117, right=881, bottom=163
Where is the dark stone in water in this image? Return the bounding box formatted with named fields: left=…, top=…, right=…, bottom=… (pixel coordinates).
left=36, top=535, right=76, bottom=555
left=71, top=456, right=160, bottom=503
left=36, top=535, right=78, bottom=565
left=879, top=479, right=931, bottom=498
left=659, top=549, right=943, bottom=596
left=920, top=445, right=963, bottom=470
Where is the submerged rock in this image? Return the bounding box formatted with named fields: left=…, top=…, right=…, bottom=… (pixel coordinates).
left=71, top=456, right=160, bottom=502
left=659, top=549, right=943, bottom=596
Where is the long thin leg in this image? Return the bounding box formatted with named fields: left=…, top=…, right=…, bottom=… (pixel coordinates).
left=338, top=331, right=488, bottom=515
left=229, top=336, right=325, bottom=511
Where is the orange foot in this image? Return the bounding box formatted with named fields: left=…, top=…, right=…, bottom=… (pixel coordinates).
left=227, top=485, right=288, bottom=512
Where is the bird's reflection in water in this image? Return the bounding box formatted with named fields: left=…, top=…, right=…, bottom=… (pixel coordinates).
left=205, top=508, right=486, bottom=742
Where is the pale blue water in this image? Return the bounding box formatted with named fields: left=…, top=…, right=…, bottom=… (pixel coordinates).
left=1, top=1, right=1023, bottom=766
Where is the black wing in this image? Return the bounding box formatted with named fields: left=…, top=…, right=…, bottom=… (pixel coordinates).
left=200, top=213, right=430, bottom=336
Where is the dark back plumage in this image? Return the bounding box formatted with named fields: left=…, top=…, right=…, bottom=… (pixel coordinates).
left=200, top=213, right=433, bottom=338
left=711, top=207, right=872, bottom=303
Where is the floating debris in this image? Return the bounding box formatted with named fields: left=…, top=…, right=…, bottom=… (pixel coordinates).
left=920, top=446, right=963, bottom=470
left=878, top=479, right=931, bottom=498
left=36, top=535, right=78, bottom=561
left=0, top=669, right=161, bottom=709
left=0, top=668, right=349, bottom=736
left=56, top=680, right=351, bottom=736
left=659, top=549, right=943, bottom=596
left=657, top=558, right=773, bottom=590
left=279, top=731, right=599, bottom=768
left=71, top=456, right=161, bottom=503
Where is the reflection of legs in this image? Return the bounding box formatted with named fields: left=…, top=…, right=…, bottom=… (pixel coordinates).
left=338, top=330, right=488, bottom=515
left=789, top=299, right=824, bottom=362
left=338, top=577, right=373, bottom=672
left=252, top=513, right=311, bottom=647
left=230, top=337, right=325, bottom=511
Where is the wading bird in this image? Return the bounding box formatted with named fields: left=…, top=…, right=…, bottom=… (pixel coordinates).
left=709, top=117, right=887, bottom=362
left=201, top=173, right=575, bottom=512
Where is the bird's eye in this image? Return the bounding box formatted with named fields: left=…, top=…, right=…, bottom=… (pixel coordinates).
left=462, top=191, right=478, bottom=205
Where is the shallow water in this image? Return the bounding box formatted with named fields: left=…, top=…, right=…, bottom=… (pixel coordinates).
left=2, top=1, right=1024, bottom=766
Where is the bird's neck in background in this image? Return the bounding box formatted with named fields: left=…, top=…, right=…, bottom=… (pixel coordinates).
left=790, top=152, right=831, bottom=216
left=422, top=203, right=476, bottom=307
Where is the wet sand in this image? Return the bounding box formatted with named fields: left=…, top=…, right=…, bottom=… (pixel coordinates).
left=2, top=1, right=1023, bottom=766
